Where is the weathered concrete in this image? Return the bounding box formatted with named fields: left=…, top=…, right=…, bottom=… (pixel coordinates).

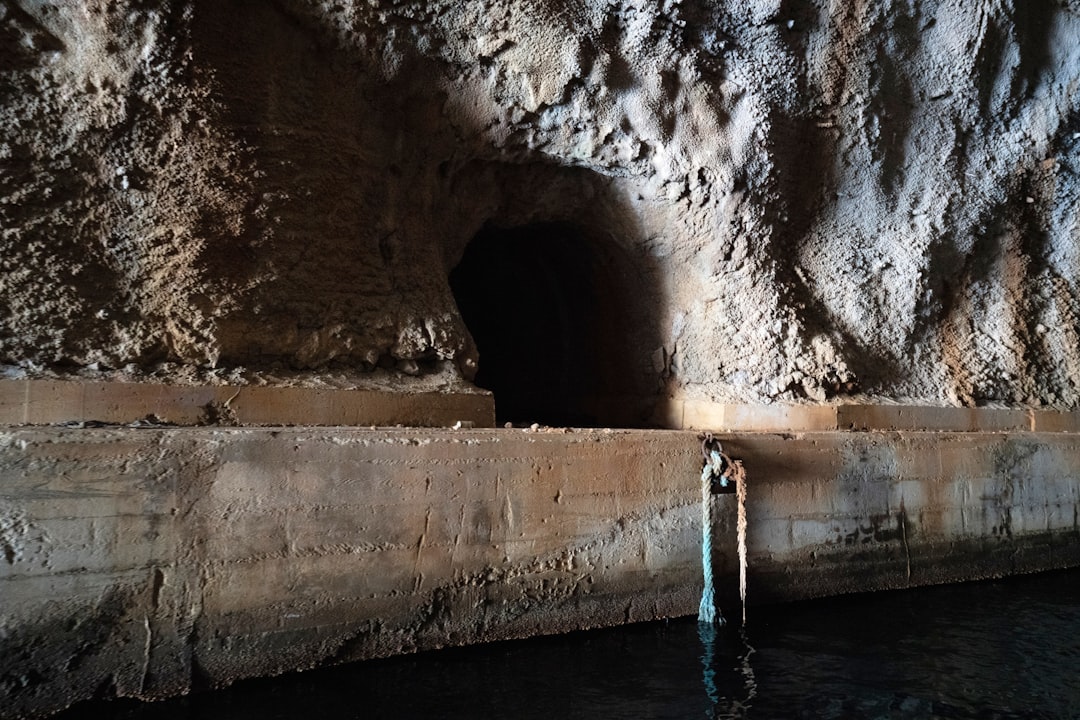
left=728, top=433, right=1080, bottom=602
left=8, top=379, right=1080, bottom=435
left=0, top=428, right=702, bottom=718
left=659, top=398, right=1080, bottom=433
left=2, top=427, right=1079, bottom=718
left=0, top=379, right=494, bottom=428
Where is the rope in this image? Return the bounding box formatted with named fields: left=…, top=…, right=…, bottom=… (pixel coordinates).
left=698, top=436, right=748, bottom=626
left=698, top=447, right=725, bottom=625
left=734, top=456, right=748, bottom=625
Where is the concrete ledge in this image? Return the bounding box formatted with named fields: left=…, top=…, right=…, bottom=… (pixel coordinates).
left=2, top=427, right=1080, bottom=717
left=662, top=398, right=1079, bottom=433
left=723, top=432, right=1080, bottom=603
left=6, top=380, right=1077, bottom=435
left=0, top=428, right=702, bottom=718
left=0, top=379, right=495, bottom=428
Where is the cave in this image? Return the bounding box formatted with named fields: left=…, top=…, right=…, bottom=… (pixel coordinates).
left=4, top=2, right=1080, bottom=716
left=450, top=221, right=642, bottom=428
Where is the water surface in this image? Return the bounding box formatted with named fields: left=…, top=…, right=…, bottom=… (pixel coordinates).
left=62, top=569, right=1080, bottom=719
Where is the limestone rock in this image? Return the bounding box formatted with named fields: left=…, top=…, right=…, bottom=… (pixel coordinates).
left=2, top=0, right=1078, bottom=410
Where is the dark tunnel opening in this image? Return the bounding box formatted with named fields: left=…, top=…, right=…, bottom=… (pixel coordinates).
left=450, top=222, right=651, bottom=428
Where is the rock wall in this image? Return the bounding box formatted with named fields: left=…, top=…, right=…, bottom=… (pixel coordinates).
left=3, top=0, right=1079, bottom=410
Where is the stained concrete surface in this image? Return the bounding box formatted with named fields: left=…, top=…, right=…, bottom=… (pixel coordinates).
left=2, top=426, right=1079, bottom=718
left=9, top=378, right=1080, bottom=433
left=0, top=379, right=495, bottom=428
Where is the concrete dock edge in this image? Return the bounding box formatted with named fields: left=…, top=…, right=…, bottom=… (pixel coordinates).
left=2, top=426, right=1079, bottom=717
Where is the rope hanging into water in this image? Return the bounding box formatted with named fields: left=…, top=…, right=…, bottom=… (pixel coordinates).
left=698, top=435, right=748, bottom=626
left=735, top=452, right=748, bottom=625
left=698, top=446, right=724, bottom=625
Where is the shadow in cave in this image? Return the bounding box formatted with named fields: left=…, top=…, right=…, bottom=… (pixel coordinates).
left=450, top=221, right=651, bottom=428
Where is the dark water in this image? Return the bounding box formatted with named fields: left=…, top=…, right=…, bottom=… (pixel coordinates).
left=63, top=569, right=1080, bottom=719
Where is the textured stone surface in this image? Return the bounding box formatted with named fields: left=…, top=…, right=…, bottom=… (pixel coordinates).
left=3, top=1, right=1080, bottom=411
left=3, top=427, right=1080, bottom=717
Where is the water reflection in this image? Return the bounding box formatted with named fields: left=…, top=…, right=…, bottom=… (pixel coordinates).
left=57, top=569, right=1080, bottom=720
left=699, top=623, right=757, bottom=719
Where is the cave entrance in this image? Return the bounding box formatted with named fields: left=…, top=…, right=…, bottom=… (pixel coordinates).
left=450, top=221, right=646, bottom=428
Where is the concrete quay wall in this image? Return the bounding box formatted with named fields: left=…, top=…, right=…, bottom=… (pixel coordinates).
left=2, top=427, right=1079, bottom=717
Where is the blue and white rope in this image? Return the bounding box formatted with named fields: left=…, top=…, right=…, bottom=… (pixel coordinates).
left=698, top=449, right=727, bottom=625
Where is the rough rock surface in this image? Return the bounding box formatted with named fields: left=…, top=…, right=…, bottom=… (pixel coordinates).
left=3, top=0, right=1079, bottom=411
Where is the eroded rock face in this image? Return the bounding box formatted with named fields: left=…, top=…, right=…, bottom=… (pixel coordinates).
left=2, top=0, right=1079, bottom=410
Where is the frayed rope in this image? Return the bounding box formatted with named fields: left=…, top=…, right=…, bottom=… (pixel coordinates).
left=698, top=435, right=748, bottom=626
